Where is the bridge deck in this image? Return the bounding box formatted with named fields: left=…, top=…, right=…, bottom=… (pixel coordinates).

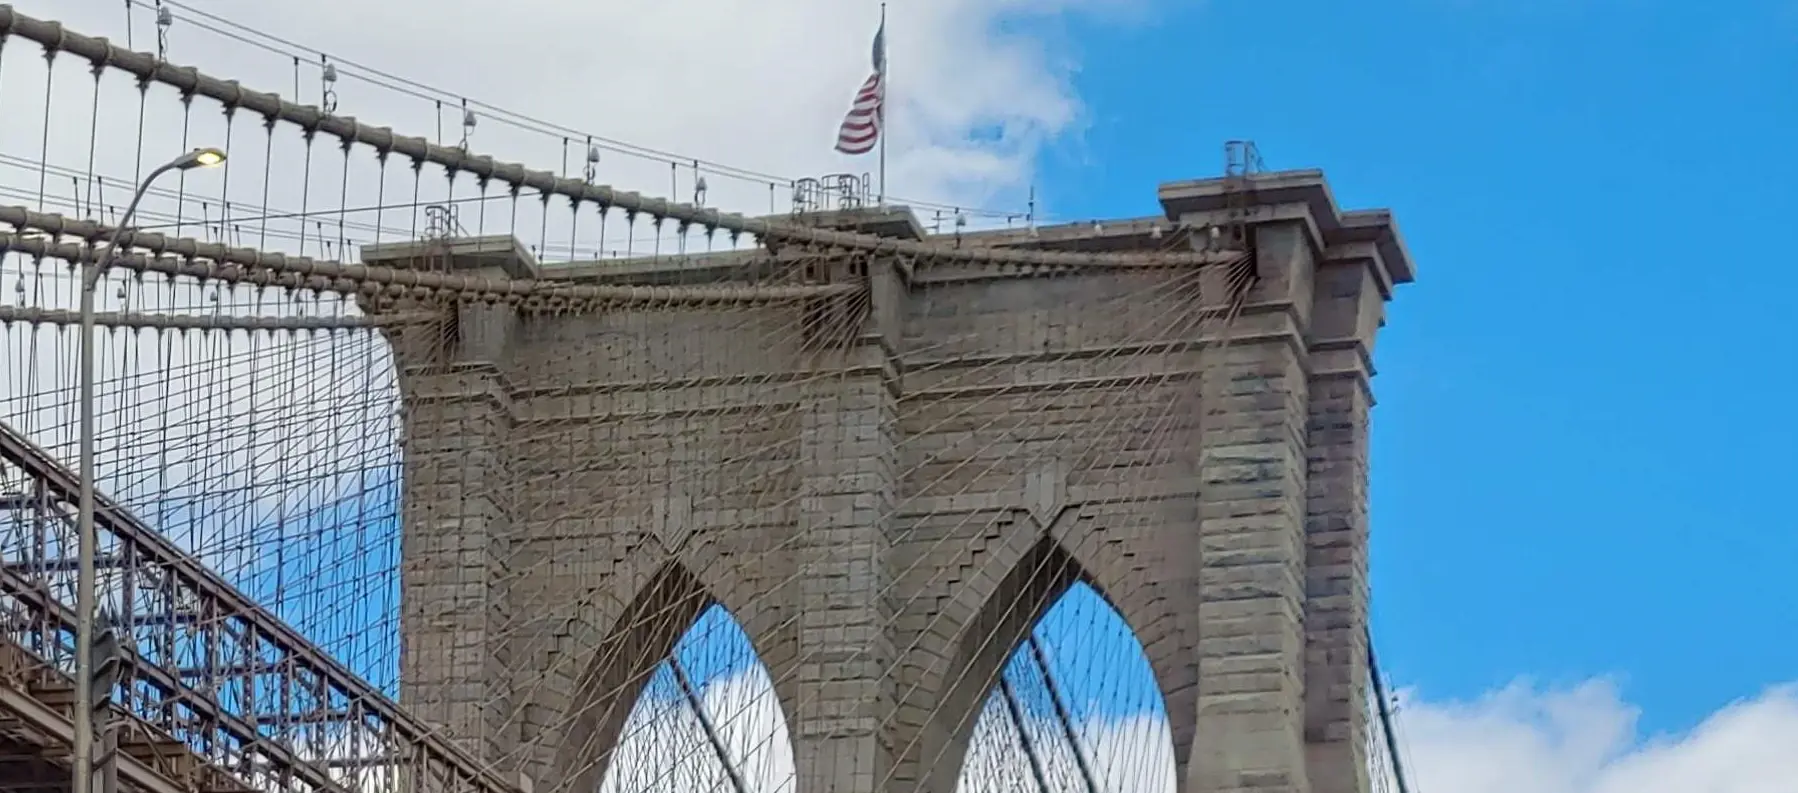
left=0, top=420, right=521, bottom=793
left=0, top=637, right=250, bottom=793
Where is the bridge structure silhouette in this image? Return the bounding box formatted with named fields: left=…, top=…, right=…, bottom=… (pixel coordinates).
left=0, top=5, right=1415, bottom=793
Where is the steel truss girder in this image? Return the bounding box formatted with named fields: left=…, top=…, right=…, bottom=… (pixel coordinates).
left=0, top=421, right=515, bottom=793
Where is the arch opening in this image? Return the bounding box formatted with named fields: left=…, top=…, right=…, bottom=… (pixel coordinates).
left=953, top=581, right=1177, bottom=793
left=594, top=599, right=797, bottom=793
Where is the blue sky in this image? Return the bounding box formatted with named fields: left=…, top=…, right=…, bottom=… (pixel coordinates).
left=1023, top=0, right=1798, bottom=737
left=207, top=0, right=1793, bottom=763
left=20, top=0, right=1796, bottom=785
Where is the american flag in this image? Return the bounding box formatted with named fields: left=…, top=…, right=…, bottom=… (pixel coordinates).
left=834, top=20, right=886, bottom=155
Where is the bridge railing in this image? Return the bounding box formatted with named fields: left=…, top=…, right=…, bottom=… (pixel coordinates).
left=0, top=421, right=516, bottom=793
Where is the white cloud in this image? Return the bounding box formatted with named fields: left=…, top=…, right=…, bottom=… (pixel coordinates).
left=4, top=13, right=1792, bottom=793
left=268, top=662, right=1798, bottom=793
left=1391, top=679, right=1798, bottom=793
left=6, top=0, right=1149, bottom=246
left=0, top=0, right=1154, bottom=708
left=968, top=678, right=1798, bottom=793
left=602, top=664, right=796, bottom=793
left=0, top=0, right=1152, bottom=574
left=596, top=662, right=1175, bottom=793
left=594, top=669, right=1798, bottom=793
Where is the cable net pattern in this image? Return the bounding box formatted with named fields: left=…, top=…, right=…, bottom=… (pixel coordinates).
left=0, top=5, right=1410, bottom=793
left=372, top=238, right=1245, bottom=793
left=0, top=247, right=448, bottom=790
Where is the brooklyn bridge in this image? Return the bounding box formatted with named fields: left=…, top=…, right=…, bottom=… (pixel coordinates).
left=0, top=3, right=1414, bottom=792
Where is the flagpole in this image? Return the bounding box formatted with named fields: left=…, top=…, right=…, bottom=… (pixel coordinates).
left=877, top=1, right=887, bottom=206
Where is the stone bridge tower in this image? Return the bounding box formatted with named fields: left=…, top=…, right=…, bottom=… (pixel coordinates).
left=372, top=169, right=1413, bottom=793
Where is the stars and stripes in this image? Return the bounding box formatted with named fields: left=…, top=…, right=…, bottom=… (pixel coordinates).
left=834, top=72, right=883, bottom=155
left=834, top=19, right=887, bottom=156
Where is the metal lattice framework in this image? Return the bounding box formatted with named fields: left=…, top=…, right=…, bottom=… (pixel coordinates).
left=0, top=421, right=511, bottom=793
left=0, top=4, right=1416, bottom=793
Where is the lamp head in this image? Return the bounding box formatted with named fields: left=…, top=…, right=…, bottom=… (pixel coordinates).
left=173, top=147, right=228, bottom=170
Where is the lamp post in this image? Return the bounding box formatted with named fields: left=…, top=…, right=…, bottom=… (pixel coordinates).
left=73, top=147, right=226, bottom=793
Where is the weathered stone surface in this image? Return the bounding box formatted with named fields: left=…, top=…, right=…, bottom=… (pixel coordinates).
left=380, top=170, right=1411, bottom=793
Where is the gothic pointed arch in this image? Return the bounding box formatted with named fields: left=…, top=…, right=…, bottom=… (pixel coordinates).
left=552, top=558, right=797, bottom=793
left=913, top=521, right=1190, bottom=793
left=956, top=581, right=1177, bottom=793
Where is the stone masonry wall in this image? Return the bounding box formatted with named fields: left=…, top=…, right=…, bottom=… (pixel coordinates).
left=889, top=265, right=1209, bottom=792
left=384, top=171, right=1410, bottom=793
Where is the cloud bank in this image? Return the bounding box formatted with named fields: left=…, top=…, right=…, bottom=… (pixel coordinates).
left=6, top=7, right=1793, bottom=793
left=1394, top=679, right=1798, bottom=793
left=0, top=0, right=1153, bottom=732
left=599, top=661, right=1798, bottom=793
left=12, top=0, right=1146, bottom=239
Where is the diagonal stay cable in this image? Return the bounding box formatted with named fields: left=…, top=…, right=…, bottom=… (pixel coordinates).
left=0, top=5, right=1245, bottom=271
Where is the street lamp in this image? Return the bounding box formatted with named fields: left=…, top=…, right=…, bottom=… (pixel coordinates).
left=73, top=147, right=226, bottom=793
